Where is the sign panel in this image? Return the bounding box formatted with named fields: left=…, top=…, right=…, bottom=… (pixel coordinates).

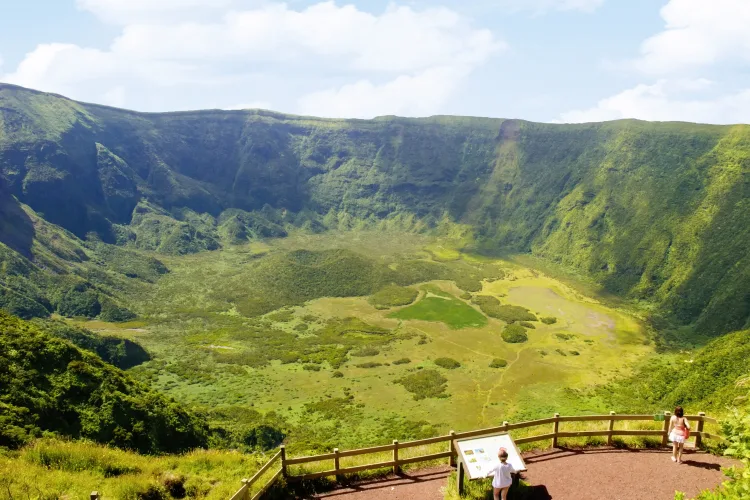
left=455, top=433, right=526, bottom=480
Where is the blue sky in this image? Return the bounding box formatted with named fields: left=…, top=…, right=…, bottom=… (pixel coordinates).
left=1, top=0, right=749, bottom=123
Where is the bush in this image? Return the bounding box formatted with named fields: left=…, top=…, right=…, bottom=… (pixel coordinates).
left=472, top=296, right=537, bottom=323
left=541, top=316, right=557, bottom=325
left=294, top=323, right=309, bottom=331
left=395, top=370, right=448, bottom=400
left=351, top=347, right=379, bottom=357
left=368, top=285, right=419, bottom=309
left=555, top=333, right=576, bottom=341
left=453, top=276, right=482, bottom=293
left=56, top=286, right=101, bottom=318
left=332, top=371, right=344, bottom=378
left=434, top=357, right=461, bottom=369
left=555, top=348, right=567, bottom=356
left=489, top=358, right=508, bottom=368
left=303, top=364, right=321, bottom=371
left=99, top=298, right=136, bottom=322
left=501, top=324, right=528, bottom=343
left=519, top=321, right=536, bottom=329
left=570, top=350, right=580, bottom=356
left=355, top=362, right=383, bottom=368
left=392, top=358, right=411, bottom=365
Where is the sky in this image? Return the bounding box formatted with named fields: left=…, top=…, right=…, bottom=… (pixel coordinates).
left=1, top=0, right=749, bottom=123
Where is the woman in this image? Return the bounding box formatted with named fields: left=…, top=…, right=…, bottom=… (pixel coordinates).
left=668, top=406, right=690, bottom=463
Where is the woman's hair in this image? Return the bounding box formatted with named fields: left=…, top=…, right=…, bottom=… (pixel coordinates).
left=498, top=449, right=509, bottom=462
left=674, top=406, right=684, bottom=417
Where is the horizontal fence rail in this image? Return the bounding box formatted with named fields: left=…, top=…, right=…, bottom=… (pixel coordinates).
left=230, top=412, right=720, bottom=499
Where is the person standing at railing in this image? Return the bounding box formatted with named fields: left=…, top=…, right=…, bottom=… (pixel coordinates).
left=668, top=406, right=690, bottom=464
left=487, top=448, right=517, bottom=500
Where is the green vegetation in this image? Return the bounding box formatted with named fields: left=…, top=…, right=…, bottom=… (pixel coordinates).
left=355, top=362, right=383, bottom=369
left=37, top=319, right=150, bottom=369
left=395, top=370, right=449, bottom=400
left=434, top=357, right=461, bottom=369
left=519, top=321, right=536, bottom=329
left=390, top=294, right=488, bottom=329
left=472, top=296, right=537, bottom=323
left=392, top=358, right=411, bottom=365
left=0, top=311, right=207, bottom=452
left=555, top=333, right=576, bottom=341
left=502, top=323, right=529, bottom=344
left=541, top=316, right=557, bottom=325
left=489, top=358, right=508, bottom=368
left=351, top=347, right=380, bottom=357
left=368, top=285, right=418, bottom=309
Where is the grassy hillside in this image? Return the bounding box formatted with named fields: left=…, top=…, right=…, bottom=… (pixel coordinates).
left=0, top=311, right=208, bottom=451
left=2, top=84, right=748, bottom=339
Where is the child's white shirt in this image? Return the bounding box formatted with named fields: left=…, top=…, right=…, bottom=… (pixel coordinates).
left=488, top=461, right=516, bottom=488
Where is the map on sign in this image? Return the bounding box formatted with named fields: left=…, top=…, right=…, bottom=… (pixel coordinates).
left=455, top=434, right=526, bottom=480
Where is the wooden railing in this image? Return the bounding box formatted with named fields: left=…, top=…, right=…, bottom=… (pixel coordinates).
left=229, top=411, right=720, bottom=499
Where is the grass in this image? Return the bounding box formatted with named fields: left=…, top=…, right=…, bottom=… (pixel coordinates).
left=78, top=232, right=652, bottom=453
left=390, top=294, right=488, bottom=329
left=0, top=438, right=271, bottom=500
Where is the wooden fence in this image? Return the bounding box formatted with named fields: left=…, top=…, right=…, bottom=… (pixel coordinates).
left=228, top=411, right=720, bottom=499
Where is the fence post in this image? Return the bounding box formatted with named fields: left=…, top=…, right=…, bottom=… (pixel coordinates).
left=695, top=412, right=706, bottom=449
left=393, top=440, right=400, bottom=475
left=607, top=411, right=616, bottom=446
left=449, top=430, right=456, bottom=467
left=502, top=421, right=509, bottom=432
left=334, top=448, right=341, bottom=483
left=552, top=413, right=560, bottom=448
left=90, top=492, right=99, bottom=500
left=280, top=445, right=287, bottom=479
left=457, top=461, right=465, bottom=495
left=240, top=479, right=250, bottom=500
left=662, top=412, right=671, bottom=447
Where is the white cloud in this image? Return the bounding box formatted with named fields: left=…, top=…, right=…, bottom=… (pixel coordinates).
left=3, top=1, right=503, bottom=116
left=299, top=66, right=468, bottom=118
left=632, top=0, right=750, bottom=74
left=511, top=0, right=604, bottom=13
left=76, top=0, right=235, bottom=24
left=225, top=101, right=273, bottom=111
left=559, top=79, right=750, bottom=124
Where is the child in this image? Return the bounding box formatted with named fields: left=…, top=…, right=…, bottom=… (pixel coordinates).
left=668, top=406, right=690, bottom=464
left=487, top=448, right=516, bottom=500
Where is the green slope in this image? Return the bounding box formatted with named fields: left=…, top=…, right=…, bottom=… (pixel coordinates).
left=0, top=311, right=207, bottom=452
left=1, top=83, right=749, bottom=337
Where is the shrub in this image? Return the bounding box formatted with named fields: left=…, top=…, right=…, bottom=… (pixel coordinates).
left=459, top=292, right=472, bottom=300
left=501, top=324, right=528, bottom=344
left=351, top=347, right=380, bottom=357
left=332, top=371, right=344, bottom=378
left=570, top=351, right=580, bottom=356
left=268, top=309, right=295, bottom=322
left=541, top=316, right=557, bottom=325
left=489, top=358, right=508, bottom=368
left=453, top=276, right=482, bottom=293
left=472, top=296, right=537, bottom=323
left=434, top=357, right=461, bottom=369
left=555, top=333, right=576, bottom=341
left=99, top=298, right=136, bottom=322
left=395, top=370, right=448, bottom=400
left=555, top=349, right=567, bottom=356
left=294, top=323, right=309, bottom=331
left=392, top=358, right=411, bottom=365
left=303, top=364, right=321, bottom=371
left=519, top=321, right=536, bottom=329
left=368, top=285, right=419, bottom=309
left=355, top=362, right=382, bottom=368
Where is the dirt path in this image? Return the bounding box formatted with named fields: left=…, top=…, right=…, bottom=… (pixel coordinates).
left=309, top=448, right=737, bottom=500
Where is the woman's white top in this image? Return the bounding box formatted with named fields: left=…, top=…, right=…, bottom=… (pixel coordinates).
left=488, top=461, right=516, bottom=488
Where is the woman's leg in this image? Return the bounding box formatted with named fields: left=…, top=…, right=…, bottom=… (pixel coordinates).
left=672, top=441, right=678, bottom=461
left=501, top=486, right=510, bottom=500
left=493, top=487, right=501, bottom=500
left=677, top=443, right=684, bottom=463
